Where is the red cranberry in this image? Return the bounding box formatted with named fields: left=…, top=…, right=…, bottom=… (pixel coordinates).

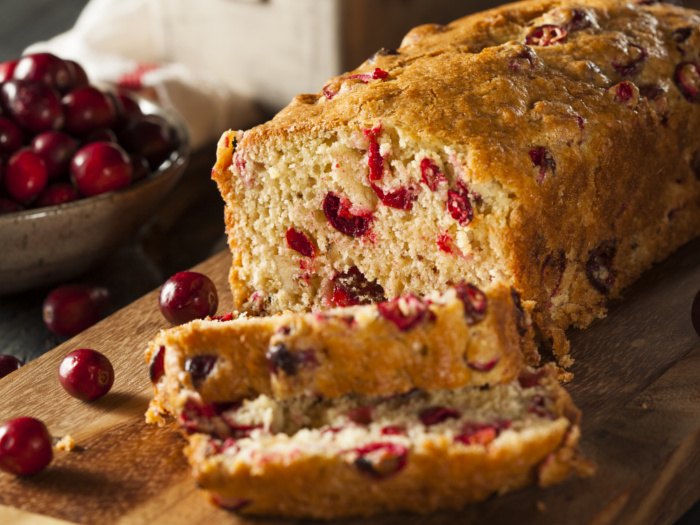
left=1, top=80, right=64, bottom=133
left=13, top=53, right=72, bottom=94
left=366, top=132, right=384, bottom=181
left=149, top=345, right=166, bottom=383
left=117, top=115, right=175, bottom=170
left=691, top=289, right=700, bottom=337
left=266, top=343, right=297, bottom=376
left=420, top=158, right=447, bottom=191
left=467, top=358, right=499, bottom=372
left=347, top=68, right=389, bottom=82
left=30, top=131, right=78, bottom=180
left=58, top=348, right=114, bottom=401
left=586, top=241, right=617, bottom=294
left=454, top=282, right=487, bottom=325
left=35, top=182, right=80, bottom=207
left=0, top=197, right=23, bottom=214
left=5, top=148, right=48, bottom=203
left=43, top=284, right=110, bottom=337
left=185, top=354, right=218, bottom=385
left=455, top=422, right=502, bottom=446
left=529, top=147, right=556, bottom=184
left=509, top=46, right=537, bottom=71
left=378, top=294, right=429, bottom=330
left=159, top=271, right=219, bottom=325
left=323, top=192, right=371, bottom=237
left=346, top=406, right=373, bottom=425
left=351, top=442, right=407, bottom=479
left=65, top=60, right=89, bottom=90
left=675, top=62, right=700, bottom=102
left=0, top=355, right=23, bottom=379
left=70, top=142, right=132, bottom=197
left=528, top=394, right=553, bottom=418
left=380, top=425, right=406, bottom=436
left=114, top=91, right=142, bottom=122
left=525, top=25, right=567, bottom=46
left=62, top=86, right=118, bottom=136
left=83, top=127, right=118, bottom=145
left=518, top=368, right=547, bottom=389
left=285, top=228, right=315, bottom=258
left=447, top=189, right=473, bottom=225
left=211, top=495, right=252, bottom=511
left=419, top=406, right=461, bottom=426
left=0, top=59, right=18, bottom=83
left=612, top=44, right=648, bottom=77
left=371, top=183, right=418, bottom=210
left=0, top=117, right=24, bottom=157
left=330, top=266, right=386, bottom=307
left=0, top=417, right=53, bottom=475
left=129, top=154, right=150, bottom=183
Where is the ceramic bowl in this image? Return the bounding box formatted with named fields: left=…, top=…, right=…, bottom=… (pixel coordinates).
left=0, top=97, right=190, bottom=296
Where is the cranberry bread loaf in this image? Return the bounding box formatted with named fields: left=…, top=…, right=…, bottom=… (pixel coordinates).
left=212, top=0, right=700, bottom=365
left=185, top=365, right=593, bottom=518
left=146, top=283, right=537, bottom=425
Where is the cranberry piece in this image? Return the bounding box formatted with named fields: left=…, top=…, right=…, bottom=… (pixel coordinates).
left=0, top=355, right=23, bottom=379
left=184, top=354, right=218, bottom=384
left=159, top=271, right=219, bottom=325
left=508, top=47, right=537, bottom=72
left=563, top=9, right=592, bottom=32
left=0, top=417, right=53, bottom=475
left=347, top=68, right=389, bottom=82
left=672, top=27, right=693, bottom=44
left=211, top=495, right=252, bottom=511
left=129, top=154, right=150, bottom=183
left=0, top=117, right=24, bottom=157
left=419, top=406, right=461, bottom=426
left=454, top=282, right=487, bottom=325
left=447, top=189, right=473, bottom=225
left=609, top=81, right=638, bottom=108
left=518, top=368, right=547, bottom=389
left=437, top=233, right=454, bottom=254
left=371, top=183, right=418, bottom=210
left=5, top=148, right=48, bottom=203
left=528, top=394, right=553, bottom=418
left=149, top=345, right=166, bottom=383
left=70, top=142, right=132, bottom=197
left=30, top=131, right=78, bottom=180
left=378, top=294, right=429, bottom=330
left=526, top=25, right=567, bottom=46
left=43, top=284, right=110, bottom=337
left=367, top=133, right=384, bottom=181
left=467, top=358, right=499, bottom=372
left=529, top=147, right=556, bottom=184
left=347, top=406, right=373, bottom=425
left=62, top=86, right=118, bottom=136
left=211, top=312, right=235, bottom=322
left=266, top=343, right=297, bottom=376
left=0, top=197, right=22, bottom=214
left=586, top=241, right=617, bottom=294
left=13, top=53, right=72, bottom=94
left=351, top=443, right=407, bottom=479
left=455, top=422, right=504, bottom=446
left=613, top=44, right=648, bottom=77
left=420, top=158, right=447, bottom=191
left=65, top=60, right=89, bottom=90
left=510, top=287, right=528, bottom=335
left=330, top=266, right=386, bottom=307
left=1, top=80, right=64, bottom=133
left=286, top=228, right=315, bottom=258
left=380, top=425, right=406, bottom=436
left=58, top=348, right=114, bottom=401
left=691, top=289, right=700, bottom=337
left=323, top=192, right=371, bottom=237
left=0, top=59, right=18, bottom=83
left=675, top=62, right=700, bottom=102
left=35, top=182, right=80, bottom=207
left=117, top=115, right=175, bottom=170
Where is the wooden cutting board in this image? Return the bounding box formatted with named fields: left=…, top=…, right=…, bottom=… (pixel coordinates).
left=1, top=239, right=700, bottom=525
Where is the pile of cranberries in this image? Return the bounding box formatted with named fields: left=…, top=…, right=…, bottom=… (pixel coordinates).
left=0, top=52, right=177, bottom=214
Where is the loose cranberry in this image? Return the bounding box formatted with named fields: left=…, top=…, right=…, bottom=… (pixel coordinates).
left=612, top=44, right=648, bottom=77
left=346, top=406, right=373, bottom=425
left=529, top=147, right=556, bottom=184
left=65, top=60, right=89, bottom=90
left=114, top=91, right=142, bottom=122
left=447, top=189, right=473, bottom=225
left=0, top=417, right=53, bottom=475
left=371, top=183, right=418, bottom=210
left=467, top=358, right=499, bottom=371
left=0, top=355, right=23, bottom=379
left=351, top=443, right=407, bottom=479
left=0, top=197, right=22, bottom=214
left=675, top=62, right=700, bottom=102
left=35, top=182, right=80, bottom=207
left=1, top=80, right=64, bottom=133
left=83, top=127, right=118, bottom=145
left=62, top=86, right=118, bottom=136
left=0, top=117, right=24, bottom=157
left=70, top=142, right=132, bottom=197
left=691, top=289, right=700, bottom=337
left=129, top=154, right=150, bottom=183
left=586, top=241, right=617, bottom=294
left=58, top=348, right=114, bottom=401
left=117, top=115, right=175, bottom=170
left=323, top=192, right=371, bottom=237
left=285, top=228, right=315, bottom=258
left=420, top=158, right=447, bottom=191
left=159, top=271, right=219, bottom=325
left=526, top=25, right=567, bottom=46
left=13, top=53, right=72, bottom=94
left=0, top=59, right=18, bottom=83
left=4, top=148, right=48, bottom=203
left=149, top=345, right=166, bottom=383
left=378, top=294, right=429, bottom=330
left=185, top=354, right=218, bottom=385
left=330, top=267, right=386, bottom=307
left=43, top=284, right=110, bottom=337
left=30, top=131, right=78, bottom=180
left=419, top=406, right=461, bottom=426
left=455, top=282, right=487, bottom=325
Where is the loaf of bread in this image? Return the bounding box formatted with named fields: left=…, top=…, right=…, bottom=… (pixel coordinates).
left=212, top=0, right=700, bottom=364
left=185, top=364, right=593, bottom=518
left=145, top=283, right=537, bottom=426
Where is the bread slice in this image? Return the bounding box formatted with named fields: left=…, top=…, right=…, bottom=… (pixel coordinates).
left=146, top=283, right=537, bottom=425
left=212, top=0, right=700, bottom=365
left=185, top=365, right=593, bottom=518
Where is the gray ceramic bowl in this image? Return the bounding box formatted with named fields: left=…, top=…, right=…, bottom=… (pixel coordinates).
left=0, top=97, right=190, bottom=295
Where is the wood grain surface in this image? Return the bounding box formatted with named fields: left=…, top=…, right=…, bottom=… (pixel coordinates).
left=1, top=238, right=700, bottom=525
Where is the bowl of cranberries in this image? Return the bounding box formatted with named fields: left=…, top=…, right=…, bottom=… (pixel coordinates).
left=0, top=53, right=189, bottom=295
